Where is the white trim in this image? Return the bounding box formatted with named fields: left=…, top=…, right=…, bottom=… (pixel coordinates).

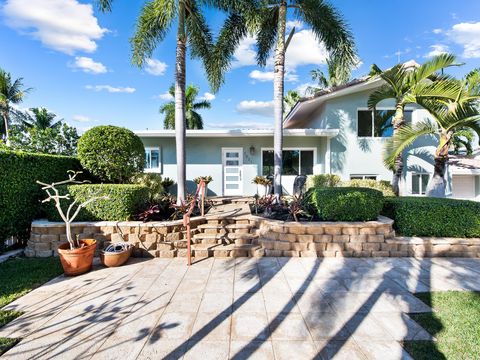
left=356, top=107, right=414, bottom=139
left=350, top=174, right=379, bottom=180
left=222, top=147, right=243, bottom=196
left=144, top=147, right=161, bottom=173
left=260, top=147, right=318, bottom=176
left=135, top=128, right=339, bottom=138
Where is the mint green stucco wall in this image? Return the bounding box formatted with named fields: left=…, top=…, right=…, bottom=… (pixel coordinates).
left=141, top=136, right=327, bottom=196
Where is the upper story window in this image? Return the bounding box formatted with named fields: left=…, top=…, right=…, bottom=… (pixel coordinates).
left=145, top=147, right=160, bottom=172
left=350, top=174, right=378, bottom=180
left=262, top=149, right=314, bottom=176
left=357, top=109, right=413, bottom=138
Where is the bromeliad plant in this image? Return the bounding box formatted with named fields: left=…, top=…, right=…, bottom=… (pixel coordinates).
left=37, top=171, right=108, bottom=249
left=252, top=176, right=272, bottom=186
left=194, top=176, right=212, bottom=185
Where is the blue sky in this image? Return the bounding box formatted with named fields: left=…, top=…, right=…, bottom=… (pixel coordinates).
left=1, top=0, right=480, bottom=132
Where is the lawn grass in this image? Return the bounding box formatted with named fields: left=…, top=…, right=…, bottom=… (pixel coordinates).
left=404, top=291, right=480, bottom=360
left=0, top=257, right=63, bottom=355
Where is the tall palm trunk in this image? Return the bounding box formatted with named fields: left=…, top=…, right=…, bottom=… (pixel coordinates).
left=2, top=109, right=10, bottom=146
left=272, top=2, right=287, bottom=199
left=391, top=104, right=405, bottom=196
left=175, top=0, right=187, bottom=203
left=426, top=131, right=451, bottom=198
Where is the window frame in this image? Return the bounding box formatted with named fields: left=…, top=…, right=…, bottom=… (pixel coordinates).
left=144, top=147, right=161, bottom=173
left=260, top=147, right=317, bottom=176
left=411, top=172, right=430, bottom=196
left=356, top=107, right=414, bottom=138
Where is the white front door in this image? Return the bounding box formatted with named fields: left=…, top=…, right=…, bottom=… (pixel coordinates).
left=222, top=148, right=243, bottom=196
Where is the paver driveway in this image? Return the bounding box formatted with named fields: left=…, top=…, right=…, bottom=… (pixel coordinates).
left=2, top=257, right=480, bottom=359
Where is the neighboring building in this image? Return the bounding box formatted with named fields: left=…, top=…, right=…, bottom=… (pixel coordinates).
left=136, top=77, right=480, bottom=201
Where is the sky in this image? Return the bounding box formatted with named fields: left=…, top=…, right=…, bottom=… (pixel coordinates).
left=1, top=0, right=480, bottom=132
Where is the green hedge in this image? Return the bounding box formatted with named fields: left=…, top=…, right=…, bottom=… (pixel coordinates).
left=46, top=184, right=149, bottom=221
left=306, top=174, right=341, bottom=189
left=341, top=179, right=395, bottom=197
left=309, top=187, right=384, bottom=221
left=0, top=150, right=82, bottom=247
left=382, top=197, right=480, bottom=237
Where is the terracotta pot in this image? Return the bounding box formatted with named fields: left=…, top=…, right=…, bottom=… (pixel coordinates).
left=58, top=239, right=97, bottom=276
left=100, top=246, right=132, bottom=267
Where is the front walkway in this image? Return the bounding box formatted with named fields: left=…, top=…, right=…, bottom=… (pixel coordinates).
left=2, top=257, right=480, bottom=359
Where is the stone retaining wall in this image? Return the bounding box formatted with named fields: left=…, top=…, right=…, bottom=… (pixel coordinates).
left=253, top=216, right=480, bottom=258
left=26, top=217, right=206, bottom=258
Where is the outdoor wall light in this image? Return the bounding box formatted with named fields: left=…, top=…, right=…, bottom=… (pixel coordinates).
left=249, top=146, right=255, bottom=155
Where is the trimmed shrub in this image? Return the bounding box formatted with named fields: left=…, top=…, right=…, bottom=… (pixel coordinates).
left=46, top=184, right=149, bottom=222
left=306, top=174, right=341, bottom=189
left=342, top=179, right=395, bottom=197
left=382, top=197, right=480, bottom=237
left=309, top=187, right=384, bottom=221
left=0, top=150, right=82, bottom=247
left=77, top=126, right=145, bottom=183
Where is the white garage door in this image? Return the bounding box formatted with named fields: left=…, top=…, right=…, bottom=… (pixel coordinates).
left=452, top=175, right=475, bottom=200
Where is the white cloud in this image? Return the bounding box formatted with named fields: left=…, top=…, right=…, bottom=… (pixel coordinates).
left=433, top=28, right=443, bottom=34
left=286, top=20, right=304, bottom=31
left=2, top=0, right=107, bottom=54
left=72, top=115, right=94, bottom=122
left=85, top=85, right=136, bottom=93
left=424, top=44, right=450, bottom=58
left=294, top=82, right=317, bottom=97
left=145, top=58, right=168, bottom=76
left=448, top=22, right=480, bottom=58
left=283, top=29, right=328, bottom=70
left=236, top=100, right=274, bottom=117
left=155, top=91, right=174, bottom=101
left=71, top=56, right=107, bottom=74
left=199, top=92, right=215, bottom=101
left=249, top=69, right=298, bottom=82
left=231, top=36, right=257, bottom=68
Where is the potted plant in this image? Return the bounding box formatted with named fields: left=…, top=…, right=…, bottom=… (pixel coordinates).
left=37, top=171, right=108, bottom=276
left=252, top=176, right=272, bottom=197
left=194, top=176, right=212, bottom=198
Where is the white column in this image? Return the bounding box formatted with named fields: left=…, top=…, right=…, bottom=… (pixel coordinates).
left=325, top=137, right=331, bottom=174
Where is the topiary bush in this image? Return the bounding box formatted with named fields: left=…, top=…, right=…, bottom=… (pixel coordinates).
left=308, top=187, right=384, bottom=221
left=77, top=126, right=145, bottom=183
left=0, top=150, right=82, bottom=249
left=382, top=197, right=480, bottom=237
left=46, top=184, right=149, bottom=221
left=342, top=179, right=395, bottom=197
left=306, top=174, right=341, bottom=189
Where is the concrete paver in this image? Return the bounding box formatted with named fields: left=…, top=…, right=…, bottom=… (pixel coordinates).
left=2, top=257, right=479, bottom=359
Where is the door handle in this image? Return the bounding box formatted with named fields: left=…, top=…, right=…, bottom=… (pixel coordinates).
left=239, top=169, right=242, bottom=181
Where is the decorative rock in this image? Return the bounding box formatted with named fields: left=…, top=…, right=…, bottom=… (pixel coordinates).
left=297, top=234, right=314, bottom=243
left=273, top=241, right=291, bottom=251
left=342, top=227, right=359, bottom=235
left=324, top=227, right=342, bottom=235
left=265, top=249, right=283, bottom=257
left=300, top=250, right=317, bottom=257
left=367, top=235, right=384, bottom=243
left=159, top=249, right=177, bottom=258
left=359, top=227, right=376, bottom=235
left=350, top=235, right=368, bottom=243
left=313, top=235, right=332, bottom=243
left=306, top=226, right=324, bottom=235
left=326, top=243, right=344, bottom=251
left=291, top=243, right=308, bottom=252
left=372, top=251, right=390, bottom=257
left=278, top=233, right=296, bottom=242
left=283, top=250, right=300, bottom=257
left=332, top=235, right=349, bottom=243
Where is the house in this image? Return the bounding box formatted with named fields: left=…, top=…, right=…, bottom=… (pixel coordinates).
left=136, top=77, right=480, bottom=201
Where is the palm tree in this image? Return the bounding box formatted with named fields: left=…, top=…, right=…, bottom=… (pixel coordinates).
left=307, top=55, right=351, bottom=95
left=160, top=84, right=211, bottom=129
left=21, top=107, right=62, bottom=130
left=368, top=53, right=461, bottom=195
left=384, top=70, right=480, bottom=197
left=97, top=0, right=249, bottom=202
left=283, top=89, right=300, bottom=116
left=0, top=68, right=31, bottom=145
left=451, top=127, right=475, bottom=155
left=254, top=0, right=357, bottom=198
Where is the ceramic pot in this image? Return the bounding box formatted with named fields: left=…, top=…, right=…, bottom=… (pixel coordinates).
left=58, top=239, right=97, bottom=276
left=100, top=246, right=132, bottom=267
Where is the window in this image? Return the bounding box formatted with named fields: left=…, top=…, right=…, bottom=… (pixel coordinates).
left=262, top=149, right=314, bottom=176
left=412, top=173, right=430, bottom=195
left=358, top=109, right=413, bottom=137
left=145, top=147, right=160, bottom=171
left=350, top=174, right=378, bottom=180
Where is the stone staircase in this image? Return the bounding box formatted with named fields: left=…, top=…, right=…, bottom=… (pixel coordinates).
left=190, top=217, right=264, bottom=258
